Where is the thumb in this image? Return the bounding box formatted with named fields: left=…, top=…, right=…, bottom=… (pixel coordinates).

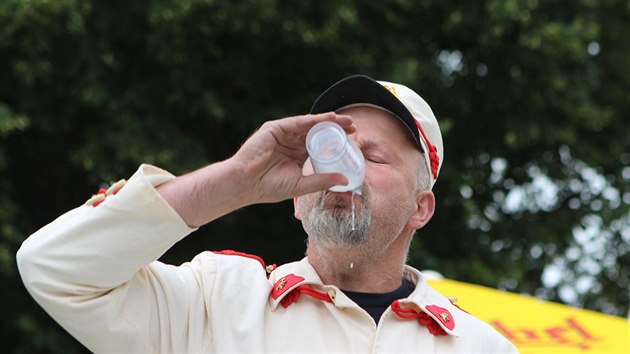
left=295, top=173, right=348, bottom=196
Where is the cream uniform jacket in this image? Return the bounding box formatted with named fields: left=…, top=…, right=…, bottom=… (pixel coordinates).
left=17, top=164, right=519, bottom=353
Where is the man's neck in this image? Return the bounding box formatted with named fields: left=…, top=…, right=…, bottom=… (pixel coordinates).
left=306, top=242, right=405, bottom=293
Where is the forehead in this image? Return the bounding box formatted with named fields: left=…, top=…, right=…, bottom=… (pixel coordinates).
left=338, top=106, right=418, bottom=150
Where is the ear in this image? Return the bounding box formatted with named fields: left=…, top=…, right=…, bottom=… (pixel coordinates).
left=406, top=190, right=435, bottom=230
left=293, top=197, right=303, bottom=220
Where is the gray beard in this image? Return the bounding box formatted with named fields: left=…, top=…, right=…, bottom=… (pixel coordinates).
left=303, top=190, right=372, bottom=249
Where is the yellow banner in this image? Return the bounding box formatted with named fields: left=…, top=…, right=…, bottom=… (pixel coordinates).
left=428, top=278, right=630, bottom=353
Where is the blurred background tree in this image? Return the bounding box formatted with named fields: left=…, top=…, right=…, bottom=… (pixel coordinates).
left=1, top=0, right=628, bottom=352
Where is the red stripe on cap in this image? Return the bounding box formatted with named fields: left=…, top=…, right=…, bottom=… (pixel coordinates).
left=414, top=119, right=440, bottom=180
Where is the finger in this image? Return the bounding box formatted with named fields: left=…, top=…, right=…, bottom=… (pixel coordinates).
left=290, top=112, right=356, bottom=135
left=331, top=114, right=356, bottom=133
left=314, top=112, right=356, bottom=134
left=294, top=173, right=349, bottom=196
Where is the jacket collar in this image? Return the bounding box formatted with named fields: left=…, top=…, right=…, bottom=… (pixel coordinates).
left=399, top=266, right=460, bottom=336
left=267, top=258, right=460, bottom=336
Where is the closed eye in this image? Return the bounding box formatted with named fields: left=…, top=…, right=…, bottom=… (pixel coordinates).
left=365, top=155, right=387, bottom=164
left=361, top=140, right=393, bottom=165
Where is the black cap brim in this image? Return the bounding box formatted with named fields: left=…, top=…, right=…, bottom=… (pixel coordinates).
left=309, top=75, right=423, bottom=153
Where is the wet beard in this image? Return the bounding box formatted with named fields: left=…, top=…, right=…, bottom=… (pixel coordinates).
left=304, top=191, right=372, bottom=249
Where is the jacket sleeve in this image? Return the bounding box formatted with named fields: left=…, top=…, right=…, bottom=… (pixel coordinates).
left=16, top=164, right=212, bottom=352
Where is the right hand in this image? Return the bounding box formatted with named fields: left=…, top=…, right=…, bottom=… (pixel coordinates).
left=231, top=112, right=355, bottom=204
left=158, top=112, right=355, bottom=227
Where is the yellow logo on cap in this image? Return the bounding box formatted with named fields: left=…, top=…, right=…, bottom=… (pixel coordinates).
left=383, top=85, right=402, bottom=100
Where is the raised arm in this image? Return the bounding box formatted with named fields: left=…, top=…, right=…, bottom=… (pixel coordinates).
left=16, top=112, right=353, bottom=352
left=157, top=112, right=354, bottom=227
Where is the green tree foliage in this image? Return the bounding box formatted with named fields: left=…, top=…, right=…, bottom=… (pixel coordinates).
left=1, top=0, right=628, bottom=352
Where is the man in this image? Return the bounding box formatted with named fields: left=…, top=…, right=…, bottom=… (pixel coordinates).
left=17, top=75, right=518, bottom=353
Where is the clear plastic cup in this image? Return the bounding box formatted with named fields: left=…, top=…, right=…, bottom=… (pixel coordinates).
left=306, top=121, right=365, bottom=192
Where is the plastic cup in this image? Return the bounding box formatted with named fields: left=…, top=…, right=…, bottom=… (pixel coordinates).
left=306, top=121, right=365, bottom=192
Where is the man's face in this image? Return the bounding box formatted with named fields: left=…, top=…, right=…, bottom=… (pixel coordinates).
left=296, top=106, right=424, bottom=255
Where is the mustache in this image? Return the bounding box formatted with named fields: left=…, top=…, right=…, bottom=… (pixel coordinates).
left=305, top=185, right=372, bottom=249
left=318, top=185, right=369, bottom=207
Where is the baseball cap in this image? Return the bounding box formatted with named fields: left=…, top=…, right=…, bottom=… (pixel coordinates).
left=310, top=74, right=444, bottom=189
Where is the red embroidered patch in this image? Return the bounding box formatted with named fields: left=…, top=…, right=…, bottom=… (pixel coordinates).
left=426, top=305, right=455, bottom=331
left=271, top=274, right=304, bottom=300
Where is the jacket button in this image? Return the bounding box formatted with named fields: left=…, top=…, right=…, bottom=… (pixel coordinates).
left=106, top=179, right=126, bottom=195
left=85, top=193, right=106, bottom=206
